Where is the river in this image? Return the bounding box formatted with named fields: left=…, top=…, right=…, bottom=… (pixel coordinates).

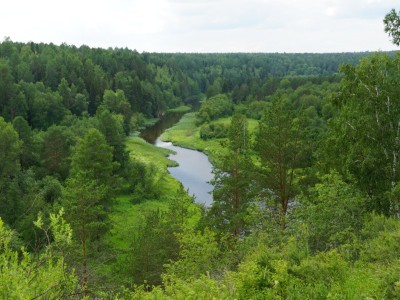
left=140, top=112, right=214, bottom=206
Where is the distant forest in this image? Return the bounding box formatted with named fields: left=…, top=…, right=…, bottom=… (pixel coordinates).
left=0, top=38, right=377, bottom=126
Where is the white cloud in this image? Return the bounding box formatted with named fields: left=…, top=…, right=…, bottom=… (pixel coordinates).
left=325, top=7, right=338, bottom=17
left=0, top=0, right=397, bottom=52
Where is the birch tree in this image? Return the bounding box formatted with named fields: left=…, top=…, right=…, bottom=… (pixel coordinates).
left=327, top=53, right=400, bottom=214
left=384, top=9, right=400, bottom=46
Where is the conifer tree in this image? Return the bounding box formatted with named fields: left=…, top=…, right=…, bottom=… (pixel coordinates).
left=62, top=128, right=114, bottom=295
left=207, top=114, right=252, bottom=238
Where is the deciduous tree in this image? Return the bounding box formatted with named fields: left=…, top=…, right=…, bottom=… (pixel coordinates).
left=384, top=9, right=400, bottom=46
left=325, top=53, right=400, bottom=214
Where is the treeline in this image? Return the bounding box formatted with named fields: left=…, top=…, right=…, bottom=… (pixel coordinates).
left=0, top=38, right=376, bottom=129
left=147, top=52, right=374, bottom=101
left=0, top=38, right=189, bottom=126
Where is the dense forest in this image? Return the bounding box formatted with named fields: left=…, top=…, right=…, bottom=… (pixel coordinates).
left=1, top=9, right=400, bottom=299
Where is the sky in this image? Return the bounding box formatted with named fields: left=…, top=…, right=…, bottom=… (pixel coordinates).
left=0, top=0, right=398, bottom=53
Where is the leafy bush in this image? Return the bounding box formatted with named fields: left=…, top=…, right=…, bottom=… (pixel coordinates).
left=196, top=94, right=233, bottom=125
left=246, top=100, right=270, bottom=120
left=122, top=159, right=161, bottom=203
left=200, top=123, right=228, bottom=140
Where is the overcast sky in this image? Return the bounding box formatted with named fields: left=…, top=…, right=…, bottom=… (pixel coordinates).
left=0, top=0, right=398, bottom=53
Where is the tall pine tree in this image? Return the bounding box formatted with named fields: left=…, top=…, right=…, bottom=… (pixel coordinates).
left=62, top=128, right=114, bottom=295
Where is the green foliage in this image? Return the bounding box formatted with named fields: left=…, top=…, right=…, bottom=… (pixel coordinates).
left=62, top=173, right=110, bottom=294
left=384, top=9, right=400, bottom=46
left=207, top=114, right=253, bottom=238
left=31, top=87, right=67, bottom=130
left=102, top=89, right=132, bottom=133
left=326, top=53, right=400, bottom=214
left=297, top=172, right=366, bottom=252
left=0, top=215, right=78, bottom=299
left=62, top=128, right=116, bottom=294
left=96, top=108, right=128, bottom=171
left=57, top=78, right=88, bottom=116
left=12, top=116, right=36, bottom=169
left=199, top=122, right=228, bottom=140
left=229, top=113, right=249, bottom=153
left=164, top=228, right=221, bottom=280
left=360, top=213, right=400, bottom=264
left=196, top=94, right=233, bottom=124
left=122, top=189, right=195, bottom=287
left=39, top=125, right=74, bottom=180
left=246, top=100, right=270, bottom=120
left=129, top=112, right=146, bottom=132
left=123, top=159, right=161, bottom=204
left=70, top=128, right=115, bottom=187
left=0, top=117, right=21, bottom=179
left=256, top=99, right=309, bottom=228
left=2, top=38, right=400, bottom=297
left=39, top=175, right=63, bottom=204
left=0, top=59, right=17, bottom=121
left=123, top=209, right=178, bottom=286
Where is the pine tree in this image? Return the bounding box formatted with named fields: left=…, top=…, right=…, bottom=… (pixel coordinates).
left=62, top=128, right=114, bottom=295
left=207, top=114, right=252, bottom=238
left=256, top=99, right=306, bottom=229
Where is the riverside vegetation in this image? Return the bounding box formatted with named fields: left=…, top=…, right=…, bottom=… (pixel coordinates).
left=1, top=9, right=400, bottom=299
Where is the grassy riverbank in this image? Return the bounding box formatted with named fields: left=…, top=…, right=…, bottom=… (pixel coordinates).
left=103, top=110, right=257, bottom=287
left=160, top=112, right=259, bottom=162
left=103, top=134, right=197, bottom=284
left=167, top=105, right=192, bottom=113
left=140, top=105, right=192, bottom=130
left=109, top=135, right=183, bottom=245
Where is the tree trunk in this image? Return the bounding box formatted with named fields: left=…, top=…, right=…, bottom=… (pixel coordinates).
left=81, top=225, right=89, bottom=297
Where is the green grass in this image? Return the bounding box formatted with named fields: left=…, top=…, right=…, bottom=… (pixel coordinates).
left=140, top=106, right=191, bottom=131
left=107, top=136, right=183, bottom=250
left=126, top=136, right=178, bottom=168
left=98, top=134, right=190, bottom=285
left=108, top=197, right=169, bottom=250
left=143, top=117, right=159, bottom=127
left=167, top=105, right=192, bottom=113
left=160, top=112, right=259, bottom=162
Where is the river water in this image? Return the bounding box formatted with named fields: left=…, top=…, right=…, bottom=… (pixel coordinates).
left=140, top=112, right=214, bottom=206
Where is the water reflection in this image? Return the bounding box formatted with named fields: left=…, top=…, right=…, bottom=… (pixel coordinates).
left=140, top=111, right=214, bottom=206
left=140, top=112, right=185, bottom=145
left=156, top=139, right=214, bottom=206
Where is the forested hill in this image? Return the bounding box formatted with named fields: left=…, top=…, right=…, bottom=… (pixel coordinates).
left=0, top=38, right=382, bottom=128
